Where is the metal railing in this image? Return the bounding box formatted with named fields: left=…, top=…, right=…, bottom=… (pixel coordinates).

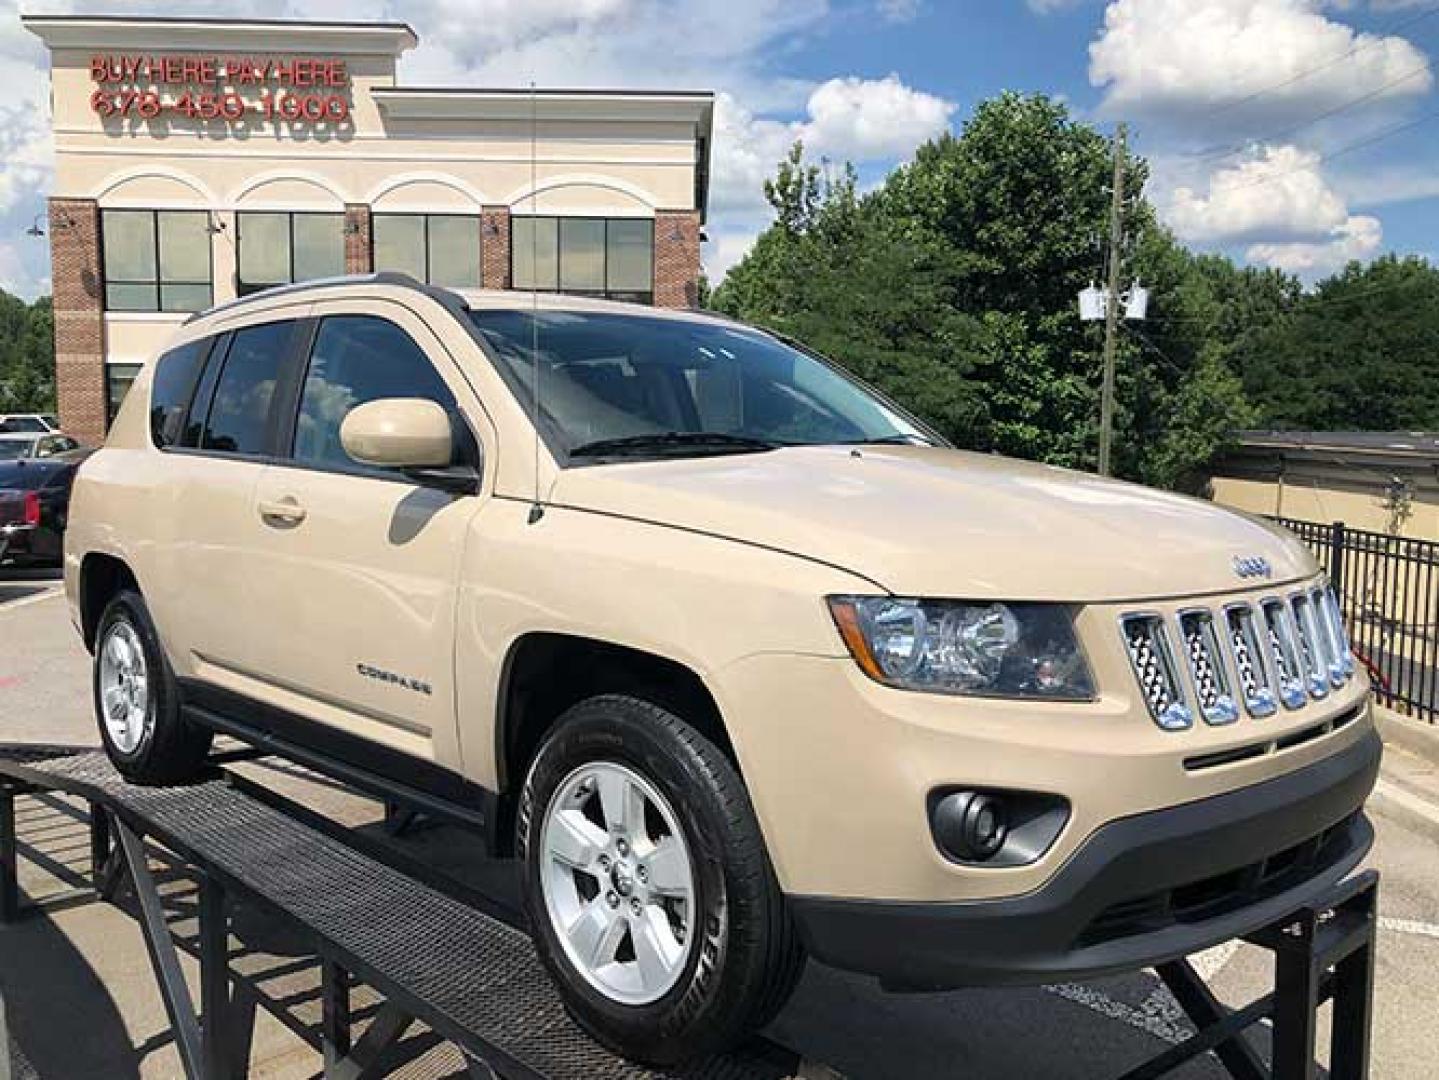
left=1276, top=517, right=1439, bottom=723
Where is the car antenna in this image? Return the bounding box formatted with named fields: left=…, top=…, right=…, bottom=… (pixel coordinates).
left=527, top=78, right=545, bottom=525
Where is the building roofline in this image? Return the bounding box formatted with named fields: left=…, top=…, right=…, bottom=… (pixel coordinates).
left=375, top=87, right=715, bottom=98
left=23, top=15, right=419, bottom=54
left=1234, top=430, right=1439, bottom=459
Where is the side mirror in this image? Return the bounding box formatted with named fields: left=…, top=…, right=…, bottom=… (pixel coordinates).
left=340, top=398, right=454, bottom=470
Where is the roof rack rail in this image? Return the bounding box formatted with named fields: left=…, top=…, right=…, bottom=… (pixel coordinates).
left=183, top=272, right=467, bottom=325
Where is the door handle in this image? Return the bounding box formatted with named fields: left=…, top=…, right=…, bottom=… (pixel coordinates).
left=257, top=497, right=307, bottom=525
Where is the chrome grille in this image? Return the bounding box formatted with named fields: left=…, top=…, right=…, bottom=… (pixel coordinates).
left=1121, top=581, right=1357, bottom=732
left=1290, top=592, right=1330, bottom=699
left=1261, top=599, right=1309, bottom=710
left=1319, top=587, right=1356, bottom=682
left=1178, top=610, right=1238, bottom=725
left=1224, top=604, right=1278, bottom=717
left=1121, top=615, right=1192, bottom=730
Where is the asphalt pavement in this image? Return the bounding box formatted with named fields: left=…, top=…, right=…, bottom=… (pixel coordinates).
left=3, top=573, right=1439, bottom=1079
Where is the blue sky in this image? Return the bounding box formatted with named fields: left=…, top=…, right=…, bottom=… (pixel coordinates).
left=2, top=0, right=1437, bottom=295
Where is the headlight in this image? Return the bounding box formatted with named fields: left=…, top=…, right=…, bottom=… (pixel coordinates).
left=827, top=596, right=1095, bottom=700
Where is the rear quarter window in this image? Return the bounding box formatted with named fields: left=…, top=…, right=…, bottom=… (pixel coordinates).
left=149, top=339, right=211, bottom=448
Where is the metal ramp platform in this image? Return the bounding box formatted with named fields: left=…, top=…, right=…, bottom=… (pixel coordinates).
left=0, top=746, right=819, bottom=1080
left=0, top=743, right=1379, bottom=1080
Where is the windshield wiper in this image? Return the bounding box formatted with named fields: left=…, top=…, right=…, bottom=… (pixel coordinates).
left=568, top=432, right=782, bottom=458
left=832, top=434, right=936, bottom=447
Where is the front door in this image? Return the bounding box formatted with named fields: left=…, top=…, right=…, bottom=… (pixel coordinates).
left=243, top=304, right=488, bottom=771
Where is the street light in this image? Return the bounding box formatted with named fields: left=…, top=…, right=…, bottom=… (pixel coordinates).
left=24, top=213, right=44, bottom=238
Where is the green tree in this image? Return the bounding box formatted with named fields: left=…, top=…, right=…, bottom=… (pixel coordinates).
left=713, top=94, right=1260, bottom=489
left=0, top=289, right=54, bottom=414
left=1239, top=255, right=1439, bottom=430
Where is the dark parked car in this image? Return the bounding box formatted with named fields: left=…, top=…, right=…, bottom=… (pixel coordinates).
left=0, top=447, right=92, bottom=568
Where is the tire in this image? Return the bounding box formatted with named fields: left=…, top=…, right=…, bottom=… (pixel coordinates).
left=518, top=694, right=804, bottom=1065
left=92, top=589, right=211, bottom=784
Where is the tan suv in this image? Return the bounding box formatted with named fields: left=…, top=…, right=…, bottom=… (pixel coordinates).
left=65, top=274, right=1380, bottom=1064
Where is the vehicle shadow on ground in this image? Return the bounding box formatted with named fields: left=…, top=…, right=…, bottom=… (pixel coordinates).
left=0, top=567, right=61, bottom=608
left=0, top=795, right=141, bottom=1079
left=769, top=964, right=1242, bottom=1080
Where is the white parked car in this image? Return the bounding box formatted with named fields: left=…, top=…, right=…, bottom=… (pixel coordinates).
left=0, top=413, right=62, bottom=435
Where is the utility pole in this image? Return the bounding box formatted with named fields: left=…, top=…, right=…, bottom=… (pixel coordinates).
left=1097, top=122, right=1126, bottom=477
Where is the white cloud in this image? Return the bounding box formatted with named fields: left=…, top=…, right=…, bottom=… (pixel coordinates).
left=709, top=93, right=794, bottom=215
left=1090, top=0, right=1432, bottom=126
left=802, top=74, right=954, bottom=159
left=1166, top=145, right=1349, bottom=242
left=1247, top=212, right=1381, bottom=272
left=877, top=0, right=921, bottom=21
left=702, top=228, right=763, bottom=282
left=397, top=0, right=635, bottom=62
left=705, top=75, right=953, bottom=278
left=1028, top=0, right=1084, bottom=11
left=1332, top=165, right=1439, bottom=208
left=1158, top=143, right=1384, bottom=276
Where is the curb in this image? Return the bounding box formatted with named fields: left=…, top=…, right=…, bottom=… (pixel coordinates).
left=1374, top=705, right=1439, bottom=768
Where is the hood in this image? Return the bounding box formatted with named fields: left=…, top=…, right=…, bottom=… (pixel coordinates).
left=0, top=459, right=59, bottom=489
left=549, top=446, right=1316, bottom=602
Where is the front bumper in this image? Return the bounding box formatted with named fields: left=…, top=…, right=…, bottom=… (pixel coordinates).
left=789, top=728, right=1379, bottom=988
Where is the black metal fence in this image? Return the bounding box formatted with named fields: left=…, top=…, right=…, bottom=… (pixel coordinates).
left=1277, top=517, right=1439, bottom=723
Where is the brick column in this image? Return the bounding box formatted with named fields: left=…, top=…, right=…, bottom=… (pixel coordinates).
left=481, top=205, right=511, bottom=289
left=344, top=203, right=372, bottom=275
left=49, top=198, right=107, bottom=445
left=653, top=209, right=701, bottom=309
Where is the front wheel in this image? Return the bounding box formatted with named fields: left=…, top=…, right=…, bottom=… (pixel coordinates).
left=93, top=589, right=211, bottom=784
left=518, top=694, right=803, bottom=1065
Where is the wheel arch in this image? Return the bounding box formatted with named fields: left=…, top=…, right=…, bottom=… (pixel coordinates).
left=493, top=633, right=738, bottom=848
left=78, top=552, right=138, bottom=652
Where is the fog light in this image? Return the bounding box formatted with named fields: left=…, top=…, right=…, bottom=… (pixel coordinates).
left=932, top=791, right=1009, bottom=862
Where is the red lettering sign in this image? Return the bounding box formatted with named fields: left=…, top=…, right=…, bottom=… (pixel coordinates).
left=87, top=53, right=351, bottom=127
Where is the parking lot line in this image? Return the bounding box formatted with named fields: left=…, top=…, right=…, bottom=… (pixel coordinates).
left=0, top=585, right=62, bottom=614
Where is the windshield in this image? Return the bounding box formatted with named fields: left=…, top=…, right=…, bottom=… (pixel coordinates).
left=0, top=440, right=35, bottom=460
left=0, top=417, right=46, bottom=434
left=467, top=309, right=933, bottom=458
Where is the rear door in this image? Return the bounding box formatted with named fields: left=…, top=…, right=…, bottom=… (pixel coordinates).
left=243, top=302, right=488, bottom=771
left=152, top=316, right=310, bottom=683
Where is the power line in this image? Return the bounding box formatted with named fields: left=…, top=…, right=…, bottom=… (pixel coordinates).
left=1190, top=60, right=1433, bottom=162
left=1195, top=106, right=1439, bottom=195
left=1199, top=2, right=1439, bottom=119
left=1146, top=274, right=1439, bottom=331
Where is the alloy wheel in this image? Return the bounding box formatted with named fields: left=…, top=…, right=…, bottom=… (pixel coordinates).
left=539, top=760, right=697, bottom=1005
left=99, top=618, right=152, bottom=754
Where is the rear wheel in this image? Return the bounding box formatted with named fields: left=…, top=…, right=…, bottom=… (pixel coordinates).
left=93, top=589, right=211, bottom=784
left=518, top=694, right=803, bottom=1065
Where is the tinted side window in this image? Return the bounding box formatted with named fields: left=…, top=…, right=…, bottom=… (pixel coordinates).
left=0, top=418, right=46, bottom=433
left=200, top=321, right=295, bottom=456
left=149, top=339, right=210, bottom=448
left=292, top=316, right=462, bottom=472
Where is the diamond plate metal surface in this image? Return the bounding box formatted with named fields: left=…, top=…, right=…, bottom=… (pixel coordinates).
left=0, top=749, right=803, bottom=1080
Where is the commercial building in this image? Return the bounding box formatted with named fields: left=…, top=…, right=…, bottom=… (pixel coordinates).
left=23, top=15, right=714, bottom=444
left=1210, top=430, right=1439, bottom=537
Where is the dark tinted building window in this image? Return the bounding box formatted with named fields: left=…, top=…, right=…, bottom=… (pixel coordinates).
left=106, top=364, right=143, bottom=424
left=200, top=321, right=295, bottom=455
left=293, top=316, right=460, bottom=472
left=236, top=213, right=344, bottom=296
left=101, top=210, right=213, bottom=312
left=373, top=214, right=482, bottom=287
left=148, top=340, right=209, bottom=448
left=512, top=216, right=654, bottom=304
